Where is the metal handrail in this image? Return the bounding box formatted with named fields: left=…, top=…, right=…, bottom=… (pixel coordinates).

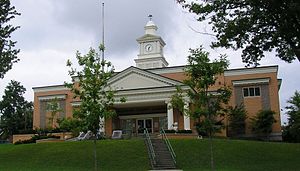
left=144, top=128, right=156, bottom=166
left=161, top=128, right=176, bottom=164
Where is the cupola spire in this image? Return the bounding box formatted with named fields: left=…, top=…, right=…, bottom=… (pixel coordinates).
left=145, top=14, right=157, bottom=35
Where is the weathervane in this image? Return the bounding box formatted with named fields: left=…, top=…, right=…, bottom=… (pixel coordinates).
left=148, top=14, right=153, bottom=21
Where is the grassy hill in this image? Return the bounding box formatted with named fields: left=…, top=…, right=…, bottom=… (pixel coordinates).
left=0, top=139, right=149, bottom=171
left=0, top=138, right=299, bottom=171
left=172, top=139, right=300, bottom=171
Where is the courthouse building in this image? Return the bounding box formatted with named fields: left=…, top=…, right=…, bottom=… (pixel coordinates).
left=33, top=20, right=282, bottom=140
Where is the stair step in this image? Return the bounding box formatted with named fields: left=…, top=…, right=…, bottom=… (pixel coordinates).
left=156, top=159, right=173, bottom=161
left=145, top=137, right=176, bottom=170
left=154, top=166, right=176, bottom=168
left=153, top=167, right=176, bottom=170
left=155, top=164, right=175, bottom=166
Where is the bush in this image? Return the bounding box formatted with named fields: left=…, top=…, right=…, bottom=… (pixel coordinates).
left=177, top=130, right=193, bottom=134
left=17, top=128, right=67, bottom=135
left=163, top=129, right=193, bottom=134
left=14, top=135, right=60, bottom=145
left=17, top=129, right=37, bottom=134
left=251, top=110, right=276, bottom=139
left=57, top=118, right=83, bottom=137
left=227, top=104, right=247, bottom=137
left=164, top=130, right=176, bottom=133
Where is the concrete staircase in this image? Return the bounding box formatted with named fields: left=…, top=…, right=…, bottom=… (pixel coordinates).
left=150, top=138, right=176, bottom=170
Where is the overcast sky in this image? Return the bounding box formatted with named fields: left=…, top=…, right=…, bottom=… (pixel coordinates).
left=1, top=0, right=299, bottom=124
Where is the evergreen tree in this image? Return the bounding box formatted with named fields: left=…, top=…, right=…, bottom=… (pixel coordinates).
left=283, top=91, right=300, bottom=142
left=0, top=80, right=33, bottom=139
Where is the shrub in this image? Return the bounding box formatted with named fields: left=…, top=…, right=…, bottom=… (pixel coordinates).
left=14, top=135, right=60, bottom=145
left=163, top=129, right=193, bottom=134
left=251, top=110, right=276, bottom=139
left=227, top=104, right=247, bottom=137
left=164, top=130, right=176, bottom=133
left=57, top=118, right=83, bottom=137
left=17, top=129, right=37, bottom=134
left=177, top=130, right=193, bottom=134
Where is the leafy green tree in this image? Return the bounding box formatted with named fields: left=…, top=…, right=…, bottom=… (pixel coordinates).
left=171, top=46, right=231, bottom=171
left=46, top=98, right=63, bottom=129
left=0, top=0, right=20, bottom=78
left=170, top=86, right=185, bottom=113
left=66, top=46, right=117, bottom=137
left=185, top=47, right=231, bottom=136
left=227, top=104, right=247, bottom=137
left=0, top=80, right=33, bottom=139
left=177, top=0, right=300, bottom=65
left=66, top=45, right=124, bottom=171
left=57, top=117, right=83, bottom=137
left=251, top=110, right=276, bottom=139
left=283, top=91, right=300, bottom=142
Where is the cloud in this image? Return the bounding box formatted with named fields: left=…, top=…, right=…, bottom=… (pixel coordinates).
left=50, top=0, right=178, bottom=57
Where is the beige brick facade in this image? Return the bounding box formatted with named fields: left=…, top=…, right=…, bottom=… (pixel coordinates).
left=32, top=65, right=282, bottom=140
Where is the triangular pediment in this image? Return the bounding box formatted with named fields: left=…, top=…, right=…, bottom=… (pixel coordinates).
left=108, top=66, right=183, bottom=90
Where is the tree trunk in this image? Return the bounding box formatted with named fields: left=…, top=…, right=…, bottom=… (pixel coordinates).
left=207, top=89, right=214, bottom=171
left=94, top=138, right=97, bottom=171
left=209, top=129, right=214, bottom=171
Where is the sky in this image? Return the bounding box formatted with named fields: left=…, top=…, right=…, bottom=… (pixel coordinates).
left=1, top=0, right=299, bottom=124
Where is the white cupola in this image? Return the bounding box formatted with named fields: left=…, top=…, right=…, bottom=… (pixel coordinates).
left=134, top=16, right=168, bottom=69
left=144, top=20, right=158, bottom=35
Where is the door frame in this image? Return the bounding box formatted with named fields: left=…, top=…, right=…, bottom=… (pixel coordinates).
left=136, top=118, right=153, bottom=133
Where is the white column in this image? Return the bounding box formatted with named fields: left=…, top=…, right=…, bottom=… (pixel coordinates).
left=183, top=102, right=191, bottom=130
left=99, top=117, right=105, bottom=135
left=167, top=102, right=174, bottom=130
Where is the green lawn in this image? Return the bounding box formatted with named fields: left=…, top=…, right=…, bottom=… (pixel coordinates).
left=172, top=139, right=300, bottom=171
left=0, top=139, right=149, bottom=171
left=0, top=139, right=299, bottom=171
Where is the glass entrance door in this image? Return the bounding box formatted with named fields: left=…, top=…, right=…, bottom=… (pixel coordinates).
left=137, top=119, right=152, bottom=133
left=145, top=119, right=152, bottom=133
left=137, top=120, right=145, bottom=133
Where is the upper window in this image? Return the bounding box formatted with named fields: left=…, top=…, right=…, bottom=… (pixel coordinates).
left=243, top=87, right=260, bottom=97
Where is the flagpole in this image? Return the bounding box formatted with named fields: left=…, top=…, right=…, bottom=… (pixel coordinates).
left=101, top=2, right=105, bottom=62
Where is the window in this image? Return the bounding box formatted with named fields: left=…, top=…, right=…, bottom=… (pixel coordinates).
left=243, top=87, right=260, bottom=97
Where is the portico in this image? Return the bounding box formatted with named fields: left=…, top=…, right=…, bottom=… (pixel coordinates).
left=108, top=66, right=191, bottom=134
left=112, top=101, right=191, bottom=135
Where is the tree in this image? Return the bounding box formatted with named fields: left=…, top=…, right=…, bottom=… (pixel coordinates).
left=57, top=117, right=83, bottom=137
left=0, top=80, right=33, bottom=139
left=177, top=0, right=300, bottom=66
left=46, top=98, right=63, bottom=129
left=171, top=46, right=231, bottom=171
left=66, top=45, right=124, bottom=171
left=251, top=110, right=276, bottom=139
left=227, top=104, right=247, bottom=137
left=23, top=101, right=33, bottom=131
left=283, top=91, right=300, bottom=142
left=0, top=0, right=20, bottom=78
